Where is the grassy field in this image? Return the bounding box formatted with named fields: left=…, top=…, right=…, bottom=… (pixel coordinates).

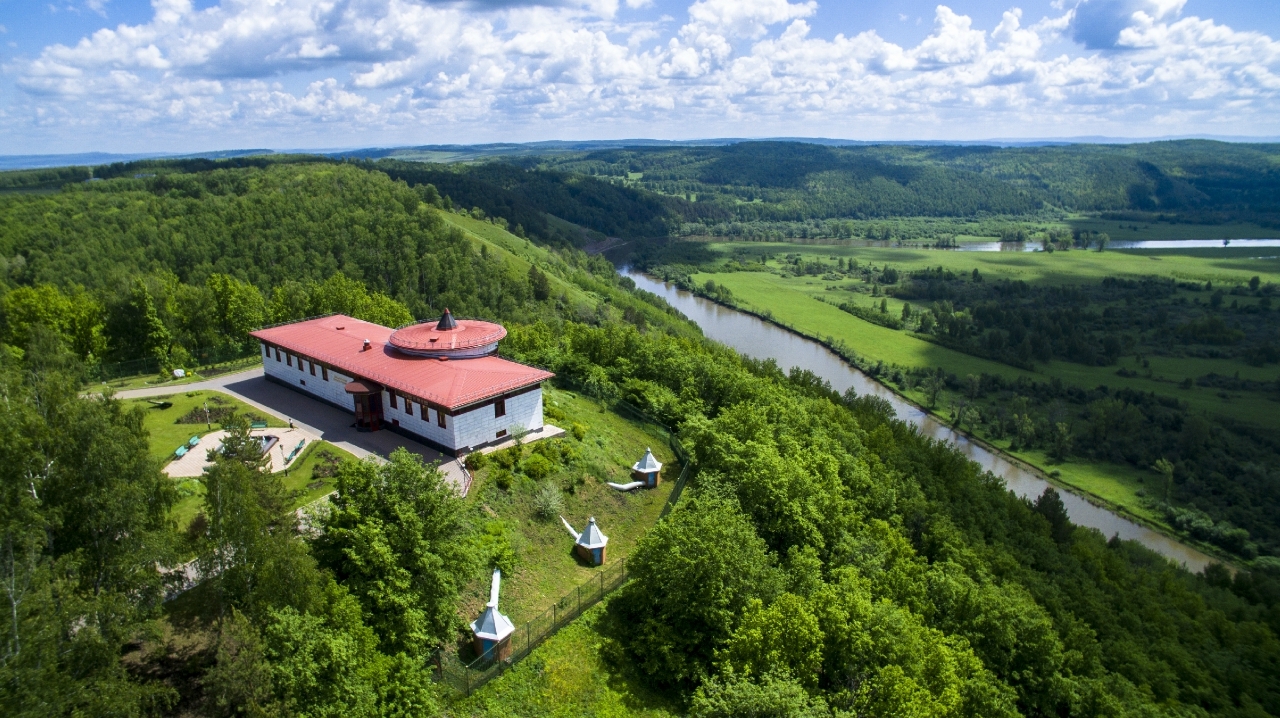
left=449, top=599, right=680, bottom=718
left=701, top=240, right=1280, bottom=286
left=693, top=270, right=1280, bottom=428
left=460, top=386, right=679, bottom=627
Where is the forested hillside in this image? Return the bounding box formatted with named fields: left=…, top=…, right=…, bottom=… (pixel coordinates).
left=0, top=160, right=668, bottom=370
left=1, top=158, right=1279, bottom=717
left=527, top=140, right=1280, bottom=227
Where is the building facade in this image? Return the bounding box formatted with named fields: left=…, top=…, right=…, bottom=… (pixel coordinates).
left=251, top=311, right=553, bottom=455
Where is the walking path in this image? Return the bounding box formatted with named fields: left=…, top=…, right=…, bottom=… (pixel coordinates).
left=164, top=427, right=321, bottom=477
left=110, top=367, right=474, bottom=495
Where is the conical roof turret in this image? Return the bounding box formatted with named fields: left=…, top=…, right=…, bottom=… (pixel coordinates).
left=470, top=568, right=514, bottom=642
left=436, top=308, right=458, bottom=331
left=632, top=447, right=662, bottom=473
left=576, top=517, right=608, bottom=550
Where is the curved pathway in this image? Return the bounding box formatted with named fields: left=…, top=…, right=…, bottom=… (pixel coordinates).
left=109, top=367, right=474, bottom=495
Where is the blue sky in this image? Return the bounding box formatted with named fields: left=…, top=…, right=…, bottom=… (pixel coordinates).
left=2, top=0, right=1278, bottom=154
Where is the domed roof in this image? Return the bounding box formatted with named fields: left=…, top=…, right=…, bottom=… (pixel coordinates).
left=388, top=309, right=506, bottom=357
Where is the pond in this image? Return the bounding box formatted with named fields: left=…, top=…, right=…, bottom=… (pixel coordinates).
left=623, top=269, right=1219, bottom=572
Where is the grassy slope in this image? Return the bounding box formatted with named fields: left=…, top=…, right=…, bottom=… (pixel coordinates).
left=449, top=600, right=681, bottom=718
left=460, top=386, right=679, bottom=626
left=441, top=213, right=598, bottom=305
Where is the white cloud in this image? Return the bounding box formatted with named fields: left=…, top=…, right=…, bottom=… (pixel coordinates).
left=686, top=0, right=816, bottom=39
left=5, top=0, right=1280, bottom=149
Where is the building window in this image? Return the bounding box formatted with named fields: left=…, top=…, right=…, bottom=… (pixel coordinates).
left=287, top=353, right=292, bottom=367
left=389, top=393, right=398, bottom=410
left=494, top=399, right=506, bottom=418
left=275, top=348, right=281, bottom=362
left=496, top=429, right=508, bottom=439
left=322, top=366, right=328, bottom=381
left=405, top=402, right=413, bottom=416
left=309, top=361, right=316, bottom=376
left=437, top=410, right=447, bottom=428
left=300, top=379, right=306, bottom=386
left=262, top=343, right=268, bottom=357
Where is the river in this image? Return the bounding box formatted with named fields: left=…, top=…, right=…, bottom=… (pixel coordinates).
left=623, top=269, right=1218, bottom=573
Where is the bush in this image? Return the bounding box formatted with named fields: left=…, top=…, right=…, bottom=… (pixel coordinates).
left=492, top=469, right=513, bottom=491
left=533, top=482, right=564, bottom=520
left=571, top=422, right=587, bottom=441
left=522, top=454, right=554, bottom=481
left=491, top=446, right=521, bottom=470
left=464, top=451, right=489, bottom=471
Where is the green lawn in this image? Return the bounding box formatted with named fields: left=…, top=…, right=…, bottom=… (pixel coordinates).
left=125, top=390, right=356, bottom=531
left=126, top=390, right=286, bottom=464
left=460, top=387, right=679, bottom=628
left=448, top=599, right=680, bottom=718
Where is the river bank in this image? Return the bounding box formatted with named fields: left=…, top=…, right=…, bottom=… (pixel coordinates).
left=623, top=269, right=1223, bottom=573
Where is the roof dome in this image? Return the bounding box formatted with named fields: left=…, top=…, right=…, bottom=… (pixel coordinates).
left=388, top=309, right=507, bottom=358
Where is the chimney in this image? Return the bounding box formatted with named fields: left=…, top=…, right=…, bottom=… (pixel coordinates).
left=362, top=339, right=371, bottom=351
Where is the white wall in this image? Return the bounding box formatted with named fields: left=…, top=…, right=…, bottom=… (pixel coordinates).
left=381, top=390, right=455, bottom=449
left=261, top=343, right=545, bottom=452
left=262, top=344, right=354, bottom=412
left=452, top=388, right=544, bottom=450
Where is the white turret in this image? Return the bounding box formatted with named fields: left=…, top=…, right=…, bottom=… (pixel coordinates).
left=470, top=568, right=515, bottom=660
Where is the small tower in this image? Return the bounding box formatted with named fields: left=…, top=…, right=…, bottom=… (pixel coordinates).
left=470, top=568, right=515, bottom=661
left=631, top=447, right=663, bottom=488
left=561, top=516, right=609, bottom=566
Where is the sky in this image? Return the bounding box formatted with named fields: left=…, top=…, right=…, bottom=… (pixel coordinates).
left=1, top=0, right=1278, bottom=154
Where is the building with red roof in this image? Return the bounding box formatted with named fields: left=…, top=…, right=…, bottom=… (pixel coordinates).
left=250, top=310, right=553, bottom=454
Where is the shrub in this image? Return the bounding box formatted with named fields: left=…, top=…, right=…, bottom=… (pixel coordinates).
left=491, top=446, right=521, bottom=470
left=571, top=422, right=587, bottom=441
left=464, top=451, right=489, bottom=471
left=533, top=482, right=564, bottom=520
left=522, top=454, right=554, bottom=481
left=492, top=469, right=513, bottom=491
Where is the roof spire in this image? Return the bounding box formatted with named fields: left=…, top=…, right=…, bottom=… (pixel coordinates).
left=436, top=308, right=458, bottom=331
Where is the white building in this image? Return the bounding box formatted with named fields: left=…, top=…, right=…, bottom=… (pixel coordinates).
left=251, top=310, right=553, bottom=455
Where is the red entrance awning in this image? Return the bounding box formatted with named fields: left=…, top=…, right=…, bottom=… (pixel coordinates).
left=344, top=379, right=383, bottom=395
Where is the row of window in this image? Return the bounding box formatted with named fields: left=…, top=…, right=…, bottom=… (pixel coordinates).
left=264, top=343, right=509, bottom=426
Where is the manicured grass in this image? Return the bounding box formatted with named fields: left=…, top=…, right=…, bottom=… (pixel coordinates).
left=125, top=390, right=286, bottom=465
left=279, top=441, right=348, bottom=508
left=460, top=387, right=679, bottom=627
left=124, top=391, right=356, bottom=530
left=449, top=600, right=681, bottom=718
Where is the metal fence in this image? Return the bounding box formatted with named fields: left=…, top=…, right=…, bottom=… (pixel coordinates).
left=439, top=557, right=630, bottom=696
left=434, top=394, right=697, bottom=697
left=90, top=347, right=260, bottom=383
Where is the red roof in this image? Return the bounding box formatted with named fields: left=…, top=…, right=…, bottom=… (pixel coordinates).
left=251, top=315, right=553, bottom=411
left=389, top=316, right=506, bottom=355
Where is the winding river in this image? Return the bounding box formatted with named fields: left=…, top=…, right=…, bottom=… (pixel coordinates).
left=623, top=269, right=1218, bottom=573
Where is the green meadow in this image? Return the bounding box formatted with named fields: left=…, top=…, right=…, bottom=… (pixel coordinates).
left=459, top=386, right=680, bottom=627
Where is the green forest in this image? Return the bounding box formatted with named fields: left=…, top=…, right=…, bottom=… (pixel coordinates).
left=2, top=155, right=1280, bottom=716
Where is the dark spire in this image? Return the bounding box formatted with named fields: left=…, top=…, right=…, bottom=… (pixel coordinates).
left=436, top=308, right=458, bottom=331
